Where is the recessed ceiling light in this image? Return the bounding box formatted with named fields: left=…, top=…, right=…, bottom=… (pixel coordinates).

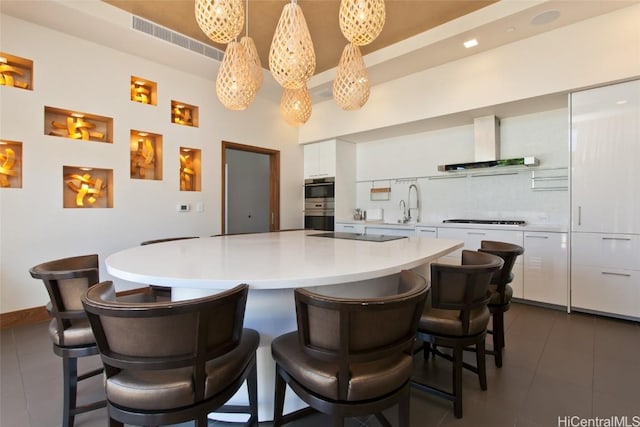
left=463, top=38, right=478, bottom=49
left=506, top=26, right=516, bottom=33
left=616, top=100, right=628, bottom=105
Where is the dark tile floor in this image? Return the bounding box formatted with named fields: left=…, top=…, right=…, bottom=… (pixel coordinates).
left=2, top=302, right=639, bottom=427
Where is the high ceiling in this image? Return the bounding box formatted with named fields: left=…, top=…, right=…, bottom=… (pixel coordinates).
left=103, top=0, right=497, bottom=75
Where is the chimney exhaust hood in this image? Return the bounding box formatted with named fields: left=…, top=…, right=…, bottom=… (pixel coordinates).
left=437, top=115, right=538, bottom=172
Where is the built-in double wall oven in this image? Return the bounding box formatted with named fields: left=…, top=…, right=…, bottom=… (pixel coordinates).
left=304, top=177, right=335, bottom=231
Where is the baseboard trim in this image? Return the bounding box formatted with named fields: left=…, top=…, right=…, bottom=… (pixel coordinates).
left=1, top=287, right=152, bottom=330
left=0, top=306, right=50, bottom=330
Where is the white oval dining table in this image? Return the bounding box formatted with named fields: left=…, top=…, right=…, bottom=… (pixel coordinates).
left=105, top=230, right=463, bottom=422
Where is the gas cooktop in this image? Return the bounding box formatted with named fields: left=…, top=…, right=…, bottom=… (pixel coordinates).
left=310, top=232, right=408, bottom=242
left=443, top=219, right=526, bottom=226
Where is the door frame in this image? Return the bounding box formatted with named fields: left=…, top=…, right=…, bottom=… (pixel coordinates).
left=221, top=141, right=280, bottom=235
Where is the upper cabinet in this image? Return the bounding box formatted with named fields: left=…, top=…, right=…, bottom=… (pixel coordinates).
left=304, top=140, right=336, bottom=179
left=571, top=79, right=640, bottom=234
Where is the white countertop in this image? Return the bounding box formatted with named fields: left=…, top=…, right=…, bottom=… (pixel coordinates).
left=337, top=219, right=568, bottom=233
left=105, top=230, right=463, bottom=290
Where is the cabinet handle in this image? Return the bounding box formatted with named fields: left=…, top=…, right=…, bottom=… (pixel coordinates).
left=343, top=225, right=354, bottom=228
left=601, top=271, right=631, bottom=277
left=601, top=237, right=632, bottom=241
left=467, top=232, right=486, bottom=235
left=525, top=235, right=549, bottom=239
left=418, top=229, right=435, bottom=233
left=577, top=206, right=581, bottom=226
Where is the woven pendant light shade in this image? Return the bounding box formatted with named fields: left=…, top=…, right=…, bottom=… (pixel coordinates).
left=339, top=0, right=385, bottom=46
left=195, top=0, right=244, bottom=44
left=333, top=43, right=370, bottom=110
left=240, top=36, right=263, bottom=91
left=216, top=41, right=257, bottom=111
left=269, top=0, right=316, bottom=90
left=280, top=85, right=312, bottom=126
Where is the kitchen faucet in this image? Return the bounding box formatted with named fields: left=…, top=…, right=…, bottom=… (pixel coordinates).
left=407, top=184, right=420, bottom=223
left=399, top=200, right=408, bottom=223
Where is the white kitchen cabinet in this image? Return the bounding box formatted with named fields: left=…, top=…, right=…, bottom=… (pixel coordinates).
left=415, top=226, right=438, bottom=238
left=365, top=225, right=414, bottom=237
left=570, top=80, right=640, bottom=319
left=523, top=232, right=568, bottom=307
left=303, top=140, right=336, bottom=179
left=571, top=79, right=640, bottom=234
left=436, top=227, right=524, bottom=298
left=335, top=222, right=365, bottom=234
left=571, top=232, right=640, bottom=318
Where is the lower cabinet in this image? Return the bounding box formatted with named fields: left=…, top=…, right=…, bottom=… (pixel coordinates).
left=571, top=232, right=640, bottom=318
left=365, top=226, right=414, bottom=237
left=523, top=232, right=568, bottom=306
left=334, top=222, right=365, bottom=234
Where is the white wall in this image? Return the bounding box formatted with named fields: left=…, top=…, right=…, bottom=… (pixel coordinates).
left=299, top=4, right=640, bottom=143
left=0, top=15, right=302, bottom=313
left=355, top=109, right=569, bottom=225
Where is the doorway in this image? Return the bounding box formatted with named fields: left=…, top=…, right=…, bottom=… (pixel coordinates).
left=221, top=141, right=280, bottom=235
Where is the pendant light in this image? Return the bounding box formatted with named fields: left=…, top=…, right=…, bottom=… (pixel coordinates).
left=269, top=0, right=316, bottom=89
left=195, top=0, right=245, bottom=44
left=216, top=41, right=256, bottom=110
left=339, top=0, right=386, bottom=46
left=280, top=85, right=312, bottom=126
left=240, top=0, right=263, bottom=91
left=333, top=43, right=370, bottom=110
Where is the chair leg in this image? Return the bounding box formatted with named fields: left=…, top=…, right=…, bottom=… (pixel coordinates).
left=332, top=414, right=345, bottom=427
left=492, top=311, right=505, bottom=368
left=399, top=391, right=410, bottom=427
left=476, top=340, right=487, bottom=391
left=108, top=418, right=123, bottom=427
left=62, top=355, right=78, bottom=427
left=452, top=347, right=463, bottom=419
left=273, top=365, right=287, bottom=427
left=195, top=414, right=208, bottom=427
left=247, top=359, right=259, bottom=426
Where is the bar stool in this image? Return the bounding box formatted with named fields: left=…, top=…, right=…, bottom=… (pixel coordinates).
left=29, top=254, right=107, bottom=427
left=478, top=240, right=524, bottom=367
left=411, top=250, right=503, bottom=418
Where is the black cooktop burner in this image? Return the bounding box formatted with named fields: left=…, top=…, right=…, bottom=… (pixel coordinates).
left=310, top=232, right=408, bottom=242
left=443, top=219, right=526, bottom=225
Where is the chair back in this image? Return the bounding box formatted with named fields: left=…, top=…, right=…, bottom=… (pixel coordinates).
left=82, top=281, right=249, bottom=401
left=430, top=250, right=504, bottom=334
left=294, top=270, right=428, bottom=399
left=479, top=240, right=524, bottom=304
left=29, top=254, right=100, bottom=346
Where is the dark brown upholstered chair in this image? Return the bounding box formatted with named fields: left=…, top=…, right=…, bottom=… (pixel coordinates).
left=478, top=240, right=524, bottom=367
left=82, top=281, right=259, bottom=427
left=271, top=270, right=429, bottom=427
left=29, top=254, right=107, bottom=427
left=411, top=250, right=503, bottom=419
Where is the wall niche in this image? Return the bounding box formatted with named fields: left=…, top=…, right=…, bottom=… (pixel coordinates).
left=45, top=107, right=113, bottom=143
left=130, top=130, right=162, bottom=180
left=63, top=166, right=113, bottom=208
left=171, top=100, right=199, bottom=127
left=130, top=76, right=157, bottom=105
left=0, top=140, right=22, bottom=188
left=0, top=52, right=33, bottom=90
left=179, top=147, right=201, bottom=191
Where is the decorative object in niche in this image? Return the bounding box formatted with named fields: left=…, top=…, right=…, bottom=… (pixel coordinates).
left=0, top=140, right=22, bottom=188
left=45, top=106, right=113, bottom=143
left=171, top=101, right=199, bottom=127
left=130, top=130, right=162, bottom=180
left=63, top=166, right=113, bottom=208
left=130, top=76, right=157, bottom=105
left=0, top=52, right=32, bottom=90
left=179, top=147, right=201, bottom=191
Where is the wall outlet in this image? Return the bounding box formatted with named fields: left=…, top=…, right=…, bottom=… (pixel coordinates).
left=196, top=202, right=204, bottom=212
left=177, top=203, right=190, bottom=212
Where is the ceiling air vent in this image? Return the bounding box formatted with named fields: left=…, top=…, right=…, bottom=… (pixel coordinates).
left=132, top=16, right=224, bottom=61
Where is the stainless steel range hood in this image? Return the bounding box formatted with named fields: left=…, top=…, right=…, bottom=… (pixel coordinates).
left=437, top=115, right=538, bottom=172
